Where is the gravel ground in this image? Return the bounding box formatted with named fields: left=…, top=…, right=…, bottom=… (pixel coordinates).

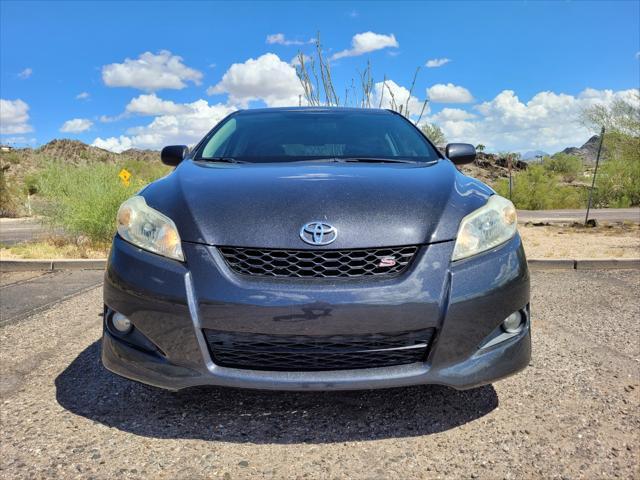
left=0, top=269, right=638, bottom=479
left=519, top=224, right=640, bottom=259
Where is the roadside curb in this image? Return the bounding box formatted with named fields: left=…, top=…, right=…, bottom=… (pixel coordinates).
left=527, top=259, right=575, bottom=270
left=0, top=259, right=106, bottom=272
left=575, top=259, right=640, bottom=270
left=1, top=258, right=638, bottom=272
left=528, top=259, right=640, bottom=271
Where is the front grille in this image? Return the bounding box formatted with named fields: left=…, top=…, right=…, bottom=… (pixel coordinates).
left=218, top=246, right=419, bottom=278
left=203, top=329, right=435, bottom=371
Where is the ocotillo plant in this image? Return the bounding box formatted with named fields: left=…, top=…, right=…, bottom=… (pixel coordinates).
left=294, top=33, right=429, bottom=124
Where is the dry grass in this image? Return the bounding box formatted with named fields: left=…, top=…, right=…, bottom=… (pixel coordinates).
left=0, top=238, right=109, bottom=260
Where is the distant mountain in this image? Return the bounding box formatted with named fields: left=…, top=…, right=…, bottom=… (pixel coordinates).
left=521, top=150, right=549, bottom=161
left=556, top=135, right=604, bottom=165
left=34, top=139, right=159, bottom=163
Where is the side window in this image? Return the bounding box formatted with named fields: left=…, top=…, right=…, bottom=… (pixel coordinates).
left=202, top=118, right=237, bottom=157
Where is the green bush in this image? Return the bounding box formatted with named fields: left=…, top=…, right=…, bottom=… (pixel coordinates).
left=589, top=155, right=640, bottom=208
left=495, top=164, right=584, bottom=210
left=33, top=161, right=170, bottom=243
left=0, top=167, right=23, bottom=217
left=542, top=153, right=583, bottom=183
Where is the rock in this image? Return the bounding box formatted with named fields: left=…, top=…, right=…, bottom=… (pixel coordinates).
left=558, top=135, right=605, bottom=165
left=585, top=219, right=598, bottom=228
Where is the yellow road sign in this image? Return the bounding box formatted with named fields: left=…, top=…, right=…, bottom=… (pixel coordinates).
left=118, top=168, right=132, bottom=186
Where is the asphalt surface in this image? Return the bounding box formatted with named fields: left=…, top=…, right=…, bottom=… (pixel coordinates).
left=0, top=218, right=52, bottom=246
left=518, top=207, right=640, bottom=224
left=0, top=270, right=104, bottom=326
left=0, top=269, right=638, bottom=479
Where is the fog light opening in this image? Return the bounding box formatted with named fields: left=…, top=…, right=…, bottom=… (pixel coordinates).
left=112, top=312, right=132, bottom=334
left=502, top=311, right=524, bottom=334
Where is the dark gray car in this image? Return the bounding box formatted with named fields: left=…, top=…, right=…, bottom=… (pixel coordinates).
left=102, top=107, right=530, bottom=391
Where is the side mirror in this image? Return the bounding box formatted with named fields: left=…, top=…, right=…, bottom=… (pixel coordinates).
left=161, top=145, right=188, bottom=166
left=445, top=143, right=476, bottom=165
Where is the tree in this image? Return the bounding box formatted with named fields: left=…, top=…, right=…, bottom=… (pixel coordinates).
left=579, top=92, right=640, bottom=206
left=580, top=92, right=640, bottom=137
left=420, top=123, right=447, bottom=146
left=579, top=92, right=640, bottom=163
left=542, top=153, right=583, bottom=183
left=476, top=144, right=485, bottom=153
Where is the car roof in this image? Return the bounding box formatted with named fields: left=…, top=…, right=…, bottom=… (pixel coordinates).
left=234, top=107, right=395, bottom=115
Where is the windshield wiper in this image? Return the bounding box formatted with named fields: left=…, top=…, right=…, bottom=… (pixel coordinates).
left=199, top=156, right=248, bottom=164
left=337, top=157, right=417, bottom=164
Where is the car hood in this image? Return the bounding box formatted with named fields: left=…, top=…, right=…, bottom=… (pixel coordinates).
left=142, top=159, right=493, bottom=249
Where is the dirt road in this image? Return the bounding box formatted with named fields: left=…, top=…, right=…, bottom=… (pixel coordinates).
left=0, top=269, right=638, bottom=479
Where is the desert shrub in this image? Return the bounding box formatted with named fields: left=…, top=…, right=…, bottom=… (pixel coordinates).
left=0, top=167, right=23, bottom=217
left=420, top=123, right=447, bottom=146
left=34, top=162, right=137, bottom=242
left=121, top=158, right=170, bottom=182
left=589, top=155, right=640, bottom=207
left=495, top=164, right=584, bottom=210
left=1, top=151, right=21, bottom=165
left=33, top=160, right=168, bottom=243
left=542, top=153, right=583, bottom=183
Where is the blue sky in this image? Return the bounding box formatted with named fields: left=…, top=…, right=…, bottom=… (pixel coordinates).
left=1, top=0, right=638, bottom=153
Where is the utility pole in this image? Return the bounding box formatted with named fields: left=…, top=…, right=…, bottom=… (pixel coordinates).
left=508, top=154, right=513, bottom=199
left=585, top=126, right=606, bottom=226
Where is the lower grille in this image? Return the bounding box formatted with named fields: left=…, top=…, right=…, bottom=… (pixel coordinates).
left=203, top=329, right=435, bottom=371
left=218, top=246, right=419, bottom=278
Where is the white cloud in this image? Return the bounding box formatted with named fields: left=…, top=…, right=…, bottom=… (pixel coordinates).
left=124, top=93, right=189, bottom=116
left=427, top=83, right=474, bottom=103
left=207, top=53, right=304, bottom=107
left=425, top=58, right=451, bottom=68
left=331, top=32, right=399, bottom=60
left=97, top=94, right=187, bottom=122
left=92, top=135, right=133, bottom=153
left=18, top=68, right=33, bottom=79
left=372, top=80, right=429, bottom=117
left=99, top=114, right=122, bottom=123
left=433, top=88, right=639, bottom=152
left=60, top=118, right=93, bottom=133
left=266, top=33, right=312, bottom=46
left=76, top=92, right=90, bottom=100
left=102, top=50, right=203, bottom=91
left=92, top=99, right=236, bottom=152
left=431, top=107, right=476, bottom=122
left=0, top=99, right=33, bottom=134
left=1, top=136, right=36, bottom=145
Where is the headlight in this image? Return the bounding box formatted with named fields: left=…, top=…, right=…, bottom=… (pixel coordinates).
left=116, top=196, right=184, bottom=261
left=452, top=195, right=517, bottom=261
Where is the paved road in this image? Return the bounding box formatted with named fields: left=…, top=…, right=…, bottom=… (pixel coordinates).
left=0, top=269, right=638, bottom=478
left=518, top=207, right=640, bottom=224
left=0, top=217, right=53, bottom=246
left=0, top=270, right=104, bottom=326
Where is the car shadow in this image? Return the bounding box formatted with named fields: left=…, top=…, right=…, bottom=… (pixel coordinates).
left=55, top=341, right=498, bottom=444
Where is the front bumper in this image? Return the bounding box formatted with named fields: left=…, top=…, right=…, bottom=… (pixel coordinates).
left=102, top=235, right=531, bottom=391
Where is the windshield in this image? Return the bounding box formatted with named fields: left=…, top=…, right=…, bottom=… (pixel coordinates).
left=196, top=110, right=441, bottom=163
